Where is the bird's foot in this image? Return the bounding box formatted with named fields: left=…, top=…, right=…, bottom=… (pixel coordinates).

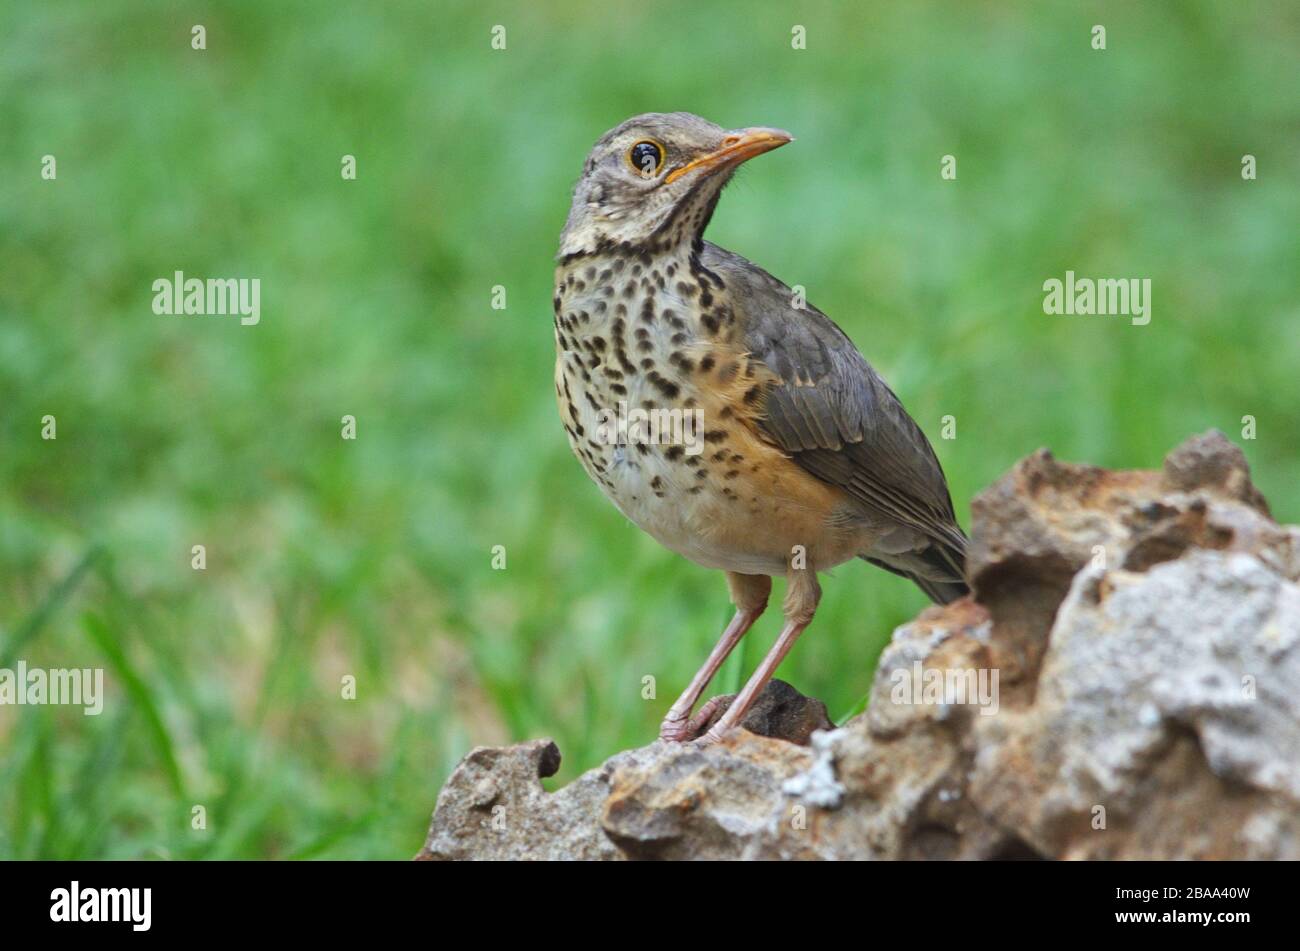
left=658, top=714, right=693, bottom=743
left=692, top=696, right=735, bottom=746
left=659, top=696, right=728, bottom=743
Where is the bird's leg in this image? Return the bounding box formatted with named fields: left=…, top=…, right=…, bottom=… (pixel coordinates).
left=659, top=572, right=770, bottom=742
left=699, top=565, right=821, bottom=745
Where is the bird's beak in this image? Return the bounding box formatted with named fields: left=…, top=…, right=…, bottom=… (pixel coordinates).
left=664, top=127, right=794, bottom=184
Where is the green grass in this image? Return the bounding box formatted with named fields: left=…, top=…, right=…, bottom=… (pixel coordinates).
left=1, top=0, right=1297, bottom=858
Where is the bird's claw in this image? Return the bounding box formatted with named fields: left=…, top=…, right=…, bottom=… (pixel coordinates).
left=658, top=715, right=693, bottom=743
left=660, top=695, right=732, bottom=743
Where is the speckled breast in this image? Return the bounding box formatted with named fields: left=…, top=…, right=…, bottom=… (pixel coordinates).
left=552, top=248, right=860, bottom=576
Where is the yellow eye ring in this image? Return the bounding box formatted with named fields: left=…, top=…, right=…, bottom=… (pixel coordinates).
left=627, top=139, right=665, bottom=178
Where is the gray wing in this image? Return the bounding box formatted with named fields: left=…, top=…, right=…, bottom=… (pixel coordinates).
left=702, top=243, right=967, bottom=588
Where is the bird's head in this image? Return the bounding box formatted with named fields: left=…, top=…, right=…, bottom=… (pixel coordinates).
left=558, top=112, right=793, bottom=258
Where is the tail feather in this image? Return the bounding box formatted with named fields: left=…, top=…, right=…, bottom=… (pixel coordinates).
left=907, top=574, right=970, bottom=605
left=863, top=534, right=970, bottom=606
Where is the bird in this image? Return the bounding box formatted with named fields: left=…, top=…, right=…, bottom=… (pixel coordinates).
left=552, top=112, right=968, bottom=745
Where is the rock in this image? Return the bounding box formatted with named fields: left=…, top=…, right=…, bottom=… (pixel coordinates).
left=416, top=738, right=646, bottom=860
left=601, top=730, right=813, bottom=860
left=421, top=432, right=1300, bottom=860
left=689, top=678, right=835, bottom=745
left=415, top=683, right=826, bottom=861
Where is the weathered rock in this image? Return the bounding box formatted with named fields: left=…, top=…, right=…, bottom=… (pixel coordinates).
left=415, top=684, right=825, bottom=861
left=689, top=678, right=835, bottom=745
left=421, top=432, right=1300, bottom=860
left=416, top=738, right=639, bottom=860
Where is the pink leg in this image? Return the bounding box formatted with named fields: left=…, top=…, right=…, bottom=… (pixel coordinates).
left=659, top=573, right=770, bottom=742
left=699, top=567, right=820, bottom=744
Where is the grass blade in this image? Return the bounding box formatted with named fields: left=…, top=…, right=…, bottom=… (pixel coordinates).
left=82, top=610, right=184, bottom=797
left=0, top=545, right=103, bottom=668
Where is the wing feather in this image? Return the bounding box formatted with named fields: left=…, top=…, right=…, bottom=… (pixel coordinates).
left=701, top=242, right=966, bottom=580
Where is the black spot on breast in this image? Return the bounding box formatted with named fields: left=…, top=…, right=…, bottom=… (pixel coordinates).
left=649, top=374, right=680, bottom=399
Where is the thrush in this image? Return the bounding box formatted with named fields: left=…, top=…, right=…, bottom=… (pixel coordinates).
left=553, top=112, right=968, bottom=744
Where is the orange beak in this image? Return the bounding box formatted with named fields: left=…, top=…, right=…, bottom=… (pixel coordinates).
left=664, top=127, right=794, bottom=184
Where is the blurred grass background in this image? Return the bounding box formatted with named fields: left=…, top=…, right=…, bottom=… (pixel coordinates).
left=1, top=0, right=1297, bottom=858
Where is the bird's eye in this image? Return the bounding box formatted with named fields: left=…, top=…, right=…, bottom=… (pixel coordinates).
left=628, top=140, right=664, bottom=178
